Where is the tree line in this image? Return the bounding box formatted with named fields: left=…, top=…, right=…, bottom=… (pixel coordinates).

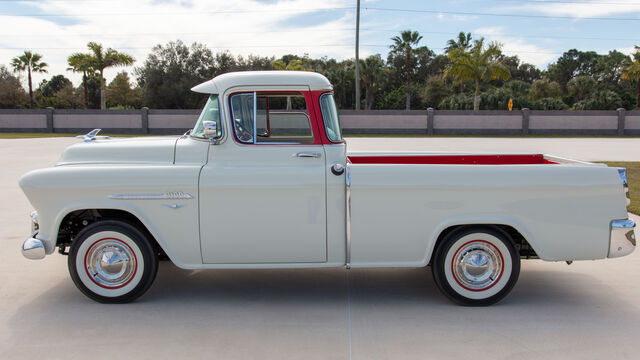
left=1, top=31, right=639, bottom=111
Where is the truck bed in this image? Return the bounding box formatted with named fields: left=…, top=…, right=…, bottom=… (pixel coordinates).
left=346, top=154, right=623, bottom=267
left=348, top=153, right=557, bottom=165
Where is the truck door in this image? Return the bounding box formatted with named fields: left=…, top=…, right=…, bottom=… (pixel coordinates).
left=199, top=90, right=327, bottom=264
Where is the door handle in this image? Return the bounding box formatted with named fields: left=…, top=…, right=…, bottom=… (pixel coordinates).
left=295, top=152, right=322, bottom=158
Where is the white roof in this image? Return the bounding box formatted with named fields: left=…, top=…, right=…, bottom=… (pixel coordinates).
left=191, top=71, right=333, bottom=94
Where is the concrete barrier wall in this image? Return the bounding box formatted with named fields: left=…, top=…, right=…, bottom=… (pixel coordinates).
left=0, top=113, right=47, bottom=129
left=148, top=110, right=199, bottom=130
left=339, top=110, right=427, bottom=132
left=626, top=114, right=640, bottom=130
left=54, top=112, right=142, bottom=129
left=529, top=111, right=618, bottom=131
left=434, top=112, right=521, bottom=130
left=1, top=108, right=639, bottom=135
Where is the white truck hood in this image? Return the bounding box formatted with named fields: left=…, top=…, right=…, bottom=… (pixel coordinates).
left=57, top=136, right=178, bottom=165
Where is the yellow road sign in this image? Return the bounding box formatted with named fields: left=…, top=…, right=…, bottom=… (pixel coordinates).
left=508, top=98, right=513, bottom=111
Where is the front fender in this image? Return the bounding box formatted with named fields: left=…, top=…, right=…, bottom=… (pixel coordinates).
left=19, top=164, right=203, bottom=267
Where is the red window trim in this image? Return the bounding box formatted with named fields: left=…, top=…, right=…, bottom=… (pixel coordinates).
left=310, top=90, right=345, bottom=145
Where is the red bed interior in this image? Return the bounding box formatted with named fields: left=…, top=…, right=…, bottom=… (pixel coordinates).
left=347, top=154, right=558, bottom=165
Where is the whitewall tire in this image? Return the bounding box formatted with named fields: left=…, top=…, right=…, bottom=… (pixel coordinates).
left=431, top=227, right=520, bottom=306
left=68, top=220, right=158, bottom=303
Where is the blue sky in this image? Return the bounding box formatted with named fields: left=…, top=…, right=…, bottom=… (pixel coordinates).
left=1, top=0, right=639, bottom=86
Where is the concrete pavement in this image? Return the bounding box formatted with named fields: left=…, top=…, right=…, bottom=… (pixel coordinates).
left=1, top=136, right=639, bottom=359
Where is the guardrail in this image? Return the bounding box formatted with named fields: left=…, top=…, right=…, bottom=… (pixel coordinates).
left=1, top=107, right=639, bottom=135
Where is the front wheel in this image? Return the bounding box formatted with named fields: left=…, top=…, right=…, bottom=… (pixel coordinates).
left=68, top=220, right=158, bottom=303
left=431, top=227, right=520, bottom=306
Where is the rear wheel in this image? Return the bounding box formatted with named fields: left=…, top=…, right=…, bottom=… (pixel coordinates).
left=68, top=220, right=158, bottom=303
left=431, top=227, right=520, bottom=306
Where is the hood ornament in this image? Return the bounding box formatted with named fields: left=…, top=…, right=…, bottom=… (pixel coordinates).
left=76, top=129, right=110, bottom=142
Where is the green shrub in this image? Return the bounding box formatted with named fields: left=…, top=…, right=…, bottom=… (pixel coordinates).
left=530, top=97, right=569, bottom=110
left=438, top=93, right=473, bottom=110
left=572, top=90, right=623, bottom=110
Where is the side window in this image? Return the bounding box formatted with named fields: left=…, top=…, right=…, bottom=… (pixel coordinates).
left=230, top=92, right=314, bottom=144
left=230, top=93, right=255, bottom=143
left=192, top=94, right=222, bottom=138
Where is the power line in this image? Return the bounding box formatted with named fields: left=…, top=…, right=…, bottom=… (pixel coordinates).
left=2, top=5, right=640, bottom=20
left=0, top=28, right=359, bottom=37
left=0, top=7, right=355, bottom=17
left=364, top=6, right=640, bottom=21
left=494, top=0, right=640, bottom=5
left=2, top=0, right=639, bottom=4
left=0, top=28, right=636, bottom=43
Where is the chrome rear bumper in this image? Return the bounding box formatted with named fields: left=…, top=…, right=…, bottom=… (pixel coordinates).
left=608, top=219, right=636, bottom=258
left=22, top=236, right=45, bottom=260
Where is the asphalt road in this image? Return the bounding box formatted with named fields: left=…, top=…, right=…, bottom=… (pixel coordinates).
left=1, top=137, right=639, bottom=360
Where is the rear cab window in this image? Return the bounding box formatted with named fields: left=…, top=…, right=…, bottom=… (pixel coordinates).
left=319, top=93, right=342, bottom=143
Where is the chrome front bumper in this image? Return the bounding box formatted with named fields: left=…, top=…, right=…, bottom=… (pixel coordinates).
left=22, top=236, right=45, bottom=260
left=22, top=211, right=45, bottom=260
left=608, top=219, right=636, bottom=258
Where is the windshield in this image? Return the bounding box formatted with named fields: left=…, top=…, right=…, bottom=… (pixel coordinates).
left=319, top=93, right=342, bottom=143
left=192, top=94, right=221, bottom=138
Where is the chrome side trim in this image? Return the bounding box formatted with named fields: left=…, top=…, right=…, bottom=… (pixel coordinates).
left=22, top=236, right=45, bottom=260
left=608, top=219, right=636, bottom=258
left=345, top=162, right=352, bottom=269
left=617, top=168, right=631, bottom=206
left=109, top=192, right=194, bottom=200
left=253, top=91, right=257, bottom=144
left=295, top=152, right=322, bottom=158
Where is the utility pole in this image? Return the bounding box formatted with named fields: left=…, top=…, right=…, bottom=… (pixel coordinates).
left=354, top=0, right=361, bottom=111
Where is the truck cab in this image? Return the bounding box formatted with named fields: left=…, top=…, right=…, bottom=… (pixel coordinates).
left=186, top=71, right=348, bottom=265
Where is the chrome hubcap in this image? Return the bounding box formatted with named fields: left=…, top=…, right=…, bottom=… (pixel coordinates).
left=453, top=242, right=503, bottom=291
left=85, top=239, right=136, bottom=288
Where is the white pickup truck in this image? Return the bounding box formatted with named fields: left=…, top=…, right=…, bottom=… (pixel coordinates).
left=19, top=71, right=636, bottom=305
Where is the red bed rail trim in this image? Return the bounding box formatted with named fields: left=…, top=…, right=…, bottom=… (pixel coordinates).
left=347, top=154, right=557, bottom=165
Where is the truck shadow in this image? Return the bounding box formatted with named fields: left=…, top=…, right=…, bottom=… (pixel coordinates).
left=9, top=262, right=640, bottom=340
left=146, top=262, right=632, bottom=308
left=146, top=263, right=444, bottom=305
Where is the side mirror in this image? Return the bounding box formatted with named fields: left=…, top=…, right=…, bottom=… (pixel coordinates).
left=203, top=121, right=218, bottom=138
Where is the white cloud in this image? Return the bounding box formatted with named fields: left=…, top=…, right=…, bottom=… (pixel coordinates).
left=616, top=46, right=640, bottom=56
left=436, top=13, right=478, bottom=22
left=0, top=0, right=355, bottom=87
left=494, top=0, right=640, bottom=18
left=474, top=26, right=559, bottom=67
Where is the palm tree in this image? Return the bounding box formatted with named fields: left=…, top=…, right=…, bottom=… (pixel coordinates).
left=359, top=55, right=385, bottom=110
left=567, top=75, right=596, bottom=101
left=85, top=42, right=135, bottom=109
left=444, top=38, right=511, bottom=111
left=271, top=59, right=304, bottom=70
left=10, top=51, right=48, bottom=108
left=390, top=30, right=423, bottom=110
left=271, top=59, right=309, bottom=108
left=445, top=32, right=472, bottom=53
left=622, top=46, right=640, bottom=109
left=67, top=53, right=95, bottom=109
left=445, top=32, right=472, bottom=93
